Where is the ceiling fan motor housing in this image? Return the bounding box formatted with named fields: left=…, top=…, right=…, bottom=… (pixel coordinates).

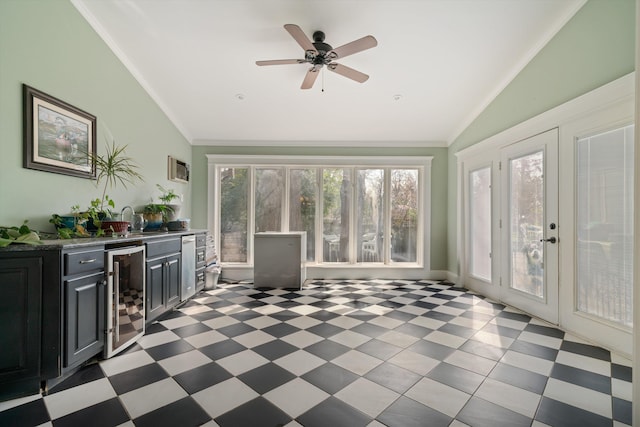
left=311, top=30, right=333, bottom=55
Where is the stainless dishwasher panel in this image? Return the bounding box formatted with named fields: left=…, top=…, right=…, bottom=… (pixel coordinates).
left=181, top=235, right=196, bottom=301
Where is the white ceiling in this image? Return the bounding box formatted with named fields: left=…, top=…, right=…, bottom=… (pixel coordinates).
left=72, top=0, right=585, bottom=146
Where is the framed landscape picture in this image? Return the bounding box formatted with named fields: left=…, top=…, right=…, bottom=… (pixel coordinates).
left=23, top=84, right=96, bottom=179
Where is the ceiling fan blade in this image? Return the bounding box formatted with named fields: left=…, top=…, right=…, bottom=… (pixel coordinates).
left=327, top=35, right=377, bottom=60
left=256, top=59, right=305, bottom=66
left=327, top=63, right=369, bottom=83
left=301, top=67, right=320, bottom=89
left=284, top=24, right=318, bottom=54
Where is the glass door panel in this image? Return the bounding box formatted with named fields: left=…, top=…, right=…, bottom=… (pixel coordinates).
left=220, top=167, right=249, bottom=263
left=289, top=168, right=317, bottom=262
left=356, top=169, right=384, bottom=263
left=322, top=168, right=351, bottom=262
left=509, top=151, right=544, bottom=298
left=501, top=129, right=558, bottom=323
left=469, top=166, right=492, bottom=281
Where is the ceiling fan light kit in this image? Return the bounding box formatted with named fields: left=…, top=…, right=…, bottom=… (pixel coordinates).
left=256, top=24, right=377, bottom=90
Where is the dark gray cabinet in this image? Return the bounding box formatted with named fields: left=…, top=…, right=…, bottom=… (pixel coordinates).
left=195, top=232, right=206, bottom=292
left=62, top=246, right=105, bottom=369
left=0, top=250, right=60, bottom=401
left=146, top=238, right=181, bottom=324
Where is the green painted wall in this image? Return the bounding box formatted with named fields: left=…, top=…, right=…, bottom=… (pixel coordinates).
left=0, top=0, right=191, bottom=232
left=446, top=0, right=636, bottom=275
left=192, top=145, right=449, bottom=270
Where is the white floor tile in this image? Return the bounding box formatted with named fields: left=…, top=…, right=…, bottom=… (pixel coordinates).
left=264, top=378, right=329, bottom=418
left=232, top=330, right=276, bottom=348
left=408, top=316, right=445, bottom=330
left=445, top=350, right=496, bottom=376
left=118, top=378, right=187, bottom=419
left=159, top=316, right=198, bottom=330
left=193, top=378, right=258, bottom=419
left=474, top=378, right=541, bottom=418
left=243, top=315, right=281, bottom=329
left=335, top=378, right=399, bottom=417
left=470, top=330, right=514, bottom=349
left=184, top=330, right=227, bottom=348
left=274, top=350, right=326, bottom=376
left=332, top=350, right=383, bottom=376
left=158, top=350, right=212, bottom=376
left=517, top=331, right=563, bottom=350
left=544, top=378, right=612, bottom=418
left=424, top=330, right=467, bottom=349
left=216, top=349, right=269, bottom=376
left=99, top=350, right=155, bottom=377
left=555, top=350, right=610, bottom=377
left=289, top=305, right=322, bottom=316
left=43, top=378, right=117, bottom=419
left=201, top=316, right=239, bottom=330
left=329, top=330, right=372, bottom=348
left=280, top=330, right=324, bottom=348
left=136, top=330, right=181, bottom=349
left=405, top=378, right=470, bottom=418
left=612, top=378, right=632, bottom=401
left=376, top=330, right=420, bottom=348
left=500, top=350, right=554, bottom=376
left=388, top=350, right=439, bottom=376
left=285, top=316, right=322, bottom=330
left=326, top=316, right=364, bottom=329
left=368, top=315, right=404, bottom=329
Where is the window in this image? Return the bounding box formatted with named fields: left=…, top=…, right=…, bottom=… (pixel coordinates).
left=468, top=167, right=491, bottom=281
left=210, top=155, right=431, bottom=268
left=576, top=125, right=634, bottom=327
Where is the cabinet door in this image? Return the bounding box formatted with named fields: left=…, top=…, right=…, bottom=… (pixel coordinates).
left=0, top=257, right=42, bottom=400
left=146, top=258, right=166, bottom=323
left=65, top=272, right=105, bottom=368
left=165, top=254, right=181, bottom=308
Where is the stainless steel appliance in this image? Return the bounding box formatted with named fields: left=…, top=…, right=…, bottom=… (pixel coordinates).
left=181, top=235, right=196, bottom=301
left=105, top=245, right=145, bottom=358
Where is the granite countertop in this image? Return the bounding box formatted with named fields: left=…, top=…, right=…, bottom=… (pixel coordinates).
left=0, top=229, right=208, bottom=251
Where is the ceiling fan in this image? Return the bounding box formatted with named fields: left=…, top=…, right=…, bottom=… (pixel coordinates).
left=256, top=24, right=377, bottom=90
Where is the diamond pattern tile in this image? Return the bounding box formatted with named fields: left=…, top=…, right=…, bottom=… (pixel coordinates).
left=0, top=279, right=631, bottom=426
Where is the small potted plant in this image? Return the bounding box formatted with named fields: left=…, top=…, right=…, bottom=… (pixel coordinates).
left=142, top=203, right=170, bottom=231
left=157, top=184, right=182, bottom=221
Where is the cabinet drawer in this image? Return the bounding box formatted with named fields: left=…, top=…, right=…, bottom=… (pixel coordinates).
left=196, top=248, right=206, bottom=267
left=64, top=248, right=104, bottom=276
left=146, top=237, right=181, bottom=259
left=196, top=233, right=206, bottom=248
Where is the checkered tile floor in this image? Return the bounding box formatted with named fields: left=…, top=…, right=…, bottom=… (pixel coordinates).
left=0, top=280, right=632, bottom=426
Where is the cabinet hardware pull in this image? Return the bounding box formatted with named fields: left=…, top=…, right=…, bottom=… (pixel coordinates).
left=79, top=259, right=97, bottom=264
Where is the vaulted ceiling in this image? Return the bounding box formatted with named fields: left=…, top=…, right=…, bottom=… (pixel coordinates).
left=72, top=0, right=585, bottom=146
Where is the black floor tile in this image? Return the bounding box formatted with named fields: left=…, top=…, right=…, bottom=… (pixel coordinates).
left=145, top=322, right=169, bottom=335
left=0, top=398, right=50, bottom=427
left=301, top=363, right=359, bottom=395
left=365, top=362, right=422, bottom=394
left=457, top=396, right=532, bottom=427
left=48, top=362, right=105, bottom=394
left=170, top=322, right=213, bottom=338
left=108, top=363, right=169, bottom=394
left=261, top=322, right=301, bottom=338
left=145, top=339, right=195, bottom=361
left=377, top=396, right=452, bottom=427
left=426, top=362, right=485, bottom=394
left=229, top=310, right=263, bottom=321
left=613, top=396, right=632, bottom=425
left=496, top=311, right=531, bottom=323
left=216, top=397, right=291, bottom=427
left=134, top=397, right=211, bottom=427
left=437, top=323, right=476, bottom=339
left=488, top=362, right=548, bottom=394
left=304, top=339, right=351, bottom=361
left=306, top=322, right=344, bottom=338
left=356, top=339, right=403, bottom=360
left=173, top=362, right=232, bottom=394
left=612, top=363, right=632, bottom=382
left=535, top=397, right=612, bottom=427
left=297, top=396, right=371, bottom=427
left=408, top=339, right=456, bottom=360
left=509, top=339, right=558, bottom=361
left=560, top=341, right=611, bottom=362
left=251, top=339, right=299, bottom=361
left=52, top=397, right=129, bottom=427
left=384, top=310, right=417, bottom=322
left=198, top=339, right=246, bottom=360
left=237, top=362, right=296, bottom=394
left=523, top=323, right=565, bottom=339
left=421, top=310, right=455, bottom=322
left=216, top=322, right=256, bottom=338
left=550, top=363, right=611, bottom=394
left=350, top=322, right=388, bottom=339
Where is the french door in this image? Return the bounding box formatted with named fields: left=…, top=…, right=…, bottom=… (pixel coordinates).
left=500, top=129, right=559, bottom=323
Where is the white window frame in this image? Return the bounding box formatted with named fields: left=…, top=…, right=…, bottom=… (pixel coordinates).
left=207, top=155, right=433, bottom=281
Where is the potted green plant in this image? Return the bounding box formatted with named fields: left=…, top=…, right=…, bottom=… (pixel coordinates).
left=156, top=184, right=182, bottom=221
left=142, top=203, right=170, bottom=231
left=88, top=141, right=143, bottom=235
left=49, top=205, right=90, bottom=239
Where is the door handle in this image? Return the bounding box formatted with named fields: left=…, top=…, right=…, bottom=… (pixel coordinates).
left=540, top=237, right=557, bottom=244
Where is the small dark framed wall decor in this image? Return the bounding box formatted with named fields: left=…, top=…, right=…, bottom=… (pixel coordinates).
left=23, top=84, right=97, bottom=179
left=168, top=155, right=189, bottom=183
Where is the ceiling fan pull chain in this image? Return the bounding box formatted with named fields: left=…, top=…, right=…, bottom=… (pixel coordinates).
left=322, top=68, right=325, bottom=92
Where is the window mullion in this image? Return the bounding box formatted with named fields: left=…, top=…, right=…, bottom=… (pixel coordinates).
left=383, top=168, right=391, bottom=264
left=248, top=166, right=256, bottom=265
